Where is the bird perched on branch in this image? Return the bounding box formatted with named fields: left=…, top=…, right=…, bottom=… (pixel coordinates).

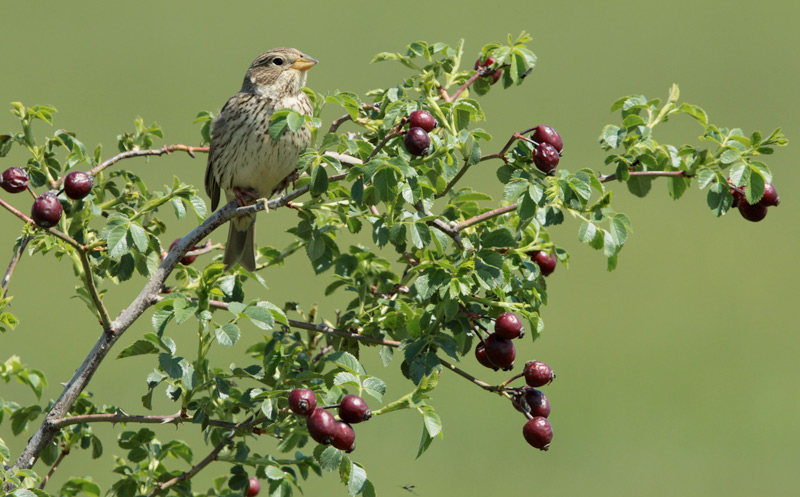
left=205, top=48, right=317, bottom=271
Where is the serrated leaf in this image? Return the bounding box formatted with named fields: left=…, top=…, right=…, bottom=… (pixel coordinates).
left=348, top=463, right=368, bottom=496
left=333, top=371, right=361, bottom=388
left=707, top=182, right=733, bottom=217
left=311, top=165, right=329, bottom=196
left=318, top=446, right=342, bottom=471
left=266, top=465, right=286, bottom=481
left=215, top=323, right=240, bottom=347
left=328, top=351, right=366, bottom=375
left=158, top=353, right=184, bottom=379
left=480, top=226, right=516, bottom=248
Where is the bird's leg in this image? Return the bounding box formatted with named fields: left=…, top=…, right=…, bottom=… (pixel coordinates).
left=232, top=186, right=260, bottom=207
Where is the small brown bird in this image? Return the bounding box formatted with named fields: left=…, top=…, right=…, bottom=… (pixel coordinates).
left=205, top=48, right=317, bottom=271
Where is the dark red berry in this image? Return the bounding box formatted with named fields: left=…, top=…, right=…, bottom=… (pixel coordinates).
left=408, top=110, right=437, bottom=133
left=0, top=167, right=29, bottom=193
left=738, top=199, right=768, bottom=222
left=338, top=394, right=371, bottom=424
left=307, top=408, right=337, bottom=445
left=404, top=127, right=430, bottom=156
left=331, top=421, right=356, bottom=452
left=247, top=477, right=261, bottom=497
left=484, top=333, right=516, bottom=370
left=494, top=312, right=524, bottom=340
left=533, top=143, right=560, bottom=174
left=288, top=388, right=317, bottom=416
left=169, top=238, right=197, bottom=265
left=523, top=387, right=551, bottom=418
left=523, top=416, right=553, bottom=450
left=63, top=171, right=93, bottom=200
left=524, top=360, right=555, bottom=387
left=31, top=193, right=62, bottom=228
left=531, top=251, right=557, bottom=277
left=531, top=125, right=563, bottom=153
left=758, top=182, right=779, bottom=207
left=473, top=56, right=496, bottom=70
left=475, top=342, right=498, bottom=370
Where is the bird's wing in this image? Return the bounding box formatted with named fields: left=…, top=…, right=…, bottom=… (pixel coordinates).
left=204, top=95, right=241, bottom=212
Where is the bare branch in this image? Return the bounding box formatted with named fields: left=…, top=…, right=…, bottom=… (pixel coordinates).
left=598, top=169, right=692, bottom=183
left=455, top=204, right=518, bottom=232
left=52, top=410, right=267, bottom=434
left=52, top=144, right=209, bottom=188
left=38, top=448, right=69, bottom=490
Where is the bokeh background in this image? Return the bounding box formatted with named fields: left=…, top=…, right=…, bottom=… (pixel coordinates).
left=1, top=1, right=798, bottom=495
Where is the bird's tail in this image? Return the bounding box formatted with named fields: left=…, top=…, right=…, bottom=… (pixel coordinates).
left=223, top=215, right=256, bottom=272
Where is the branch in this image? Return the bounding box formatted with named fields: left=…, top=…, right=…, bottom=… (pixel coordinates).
left=455, top=204, right=517, bottom=232
left=598, top=169, right=692, bottom=183
left=52, top=410, right=267, bottom=434
left=52, top=144, right=209, bottom=188
left=13, top=179, right=337, bottom=470
left=365, top=127, right=403, bottom=163
left=439, top=359, right=502, bottom=393
left=77, top=249, right=112, bottom=330
left=439, top=69, right=485, bottom=103
left=146, top=416, right=257, bottom=497
left=1, top=235, right=31, bottom=298
left=38, top=448, right=69, bottom=490
left=328, top=104, right=381, bottom=134
left=0, top=196, right=81, bottom=249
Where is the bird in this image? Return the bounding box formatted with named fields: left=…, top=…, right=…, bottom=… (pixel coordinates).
left=205, top=48, right=317, bottom=271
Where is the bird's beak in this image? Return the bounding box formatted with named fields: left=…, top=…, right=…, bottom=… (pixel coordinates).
left=291, top=55, right=318, bottom=72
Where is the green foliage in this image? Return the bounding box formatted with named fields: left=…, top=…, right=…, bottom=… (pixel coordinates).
left=0, top=34, right=786, bottom=497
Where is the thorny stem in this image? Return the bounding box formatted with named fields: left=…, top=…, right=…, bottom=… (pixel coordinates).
left=1, top=235, right=31, bottom=298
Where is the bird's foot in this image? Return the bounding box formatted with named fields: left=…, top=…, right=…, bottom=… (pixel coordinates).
left=233, top=186, right=260, bottom=207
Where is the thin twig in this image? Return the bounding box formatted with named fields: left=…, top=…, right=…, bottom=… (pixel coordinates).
left=77, top=249, right=112, bottom=330
left=439, top=70, right=484, bottom=103
left=0, top=196, right=81, bottom=249
left=1, top=235, right=31, bottom=298
left=598, top=169, right=692, bottom=183
left=146, top=416, right=258, bottom=497
left=438, top=359, right=507, bottom=395
left=328, top=104, right=381, bottom=134
left=365, top=127, right=403, bottom=163
left=52, top=411, right=267, bottom=434
left=38, top=448, right=69, bottom=490
left=455, top=204, right=518, bottom=232
left=52, top=144, right=209, bottom=189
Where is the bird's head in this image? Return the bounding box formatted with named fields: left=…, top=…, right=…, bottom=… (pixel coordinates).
left=242, top=47, right=317, bottom=98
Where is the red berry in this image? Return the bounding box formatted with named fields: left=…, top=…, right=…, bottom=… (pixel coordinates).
left=475, top=342, right=498, bottom=370
left=531, top=125, right=563, bottom=153
left=0, top=167, right=29, bottom=193
left=247, top=477, right=261, bottom=497
left=307, top=408, right=337, bottom=445
left=338, top=394, right=371, bottom=424
left=524, top=360, right=555, bottom=387
left=404, top=127, right=430, bottom=156
left=473, top=56, right=496, bottom=70
left=484, top=333, right=516, bottom=370
left=169, top=238, right=197, bottom=265
left=331, top=421, right=356, bottom=452
left=533, top=143, right=560, bottom=174
left=531, top=251, right=557, bottom=277
left=63, top=171, right=93, bottom=200
left=494, top=312, right=524, bottom=340
left=758, top=182, right=779, bottom=207
left=523, top=416, right=553, bottom=450
left=408, top=110, right=437, bottom=133
left=738, top=199, right=768, bottom=222
left=31, top=193, right=62, bottom=228
left=523, top=387, right=551, bottom=418
left=288, top=388, right=317, bottom=416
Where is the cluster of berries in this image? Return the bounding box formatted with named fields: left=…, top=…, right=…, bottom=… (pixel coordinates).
left=730, top=179, right=780, bottom=222
left=403, top=109, right=437, bottom=157
left=1, top=167, right=93, bottom=227
left=530, top=124, right=563, bottom=175
left=288, top=389, right=372, bottom=453
left=517, top=360, right=556, bottom=450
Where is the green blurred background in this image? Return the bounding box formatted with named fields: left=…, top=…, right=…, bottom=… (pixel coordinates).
left=1, top=0, right=798, bottom=495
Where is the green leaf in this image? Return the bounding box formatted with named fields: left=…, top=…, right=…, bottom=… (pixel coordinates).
left=328, top=351, right=366, bottom=375
left=310, top=165, right=329, bottom=196
left=117, top=340, right=159, bottom=359
left=60, top=478, right=101, bottom=497
left=348, top=463, right=368, bottom=496
left=215, top=323, right=240, bottom=347
left=286, top=111, right=305, bottom=132
left=707, top=182, right=733, bottom=217
left=410, top=222, right=431, bottom=249
left=317, top=445, right=342, bottom=472
left=420, top=406, right=442, bottom=437
left=269, top=111, right=290, bottom=141
left=159, top=353, right=184, bottom=379
left=105, top=222, right=129, bottom=259
left=265, top=465, right=286, bottom=481
left=720, top=148, right=742, bottom=164
left=480, top=226, right=516, bottom=248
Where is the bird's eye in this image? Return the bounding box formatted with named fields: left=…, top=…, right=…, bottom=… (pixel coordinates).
left=272, top=58, right=284, bottom=66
